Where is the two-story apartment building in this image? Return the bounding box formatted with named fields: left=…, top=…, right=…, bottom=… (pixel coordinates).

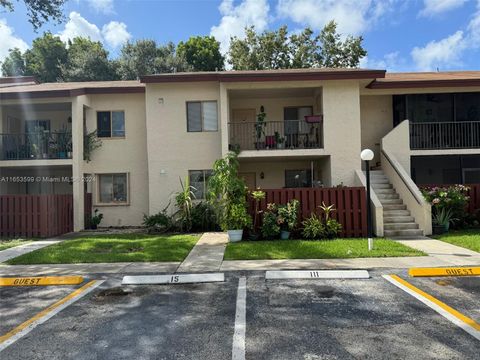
left=1, top=69, right=480, bottom=237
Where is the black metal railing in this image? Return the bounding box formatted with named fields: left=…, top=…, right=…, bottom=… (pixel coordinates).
left=229, top=120, right=323, bottom=151
left=0, top=132, right=73, bottom=160
left=410, top=121, right=480, bottom=150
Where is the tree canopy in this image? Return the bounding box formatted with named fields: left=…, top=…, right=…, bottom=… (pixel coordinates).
left=177, top=36, right=224, bottom=71
left=0, top=0, right=66, bottom=31
left=228, top=22, right=367, bottom=70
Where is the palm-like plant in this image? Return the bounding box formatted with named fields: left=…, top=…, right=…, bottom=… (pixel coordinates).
left=174, top=176, right=196, bottom=231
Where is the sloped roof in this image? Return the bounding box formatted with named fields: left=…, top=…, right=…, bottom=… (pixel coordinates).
left=367, top=71, right=480, bottom=89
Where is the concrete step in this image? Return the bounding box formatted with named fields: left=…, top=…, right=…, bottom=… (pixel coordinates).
left=377, top=193, right=400, bottom=200
left=383, top=209, right=411, bottom=217
left=379, top=198, right=403, bottom=205
left=371, top=178, right=390, bottom=184
left=374, top=188, right=396, bottom=194
left=372, top=183, right=393, bottom=189
left=384, top=223, right=419, bottom=231
left=383, top=216, right=415, bottom=223
left=384, top=229, right=424, bottom=237
left=383, top=204, right=407, bottom=211
left=370, top=170, right=384, bottom=175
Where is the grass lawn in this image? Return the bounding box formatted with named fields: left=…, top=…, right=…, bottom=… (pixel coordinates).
left=434, top=229, right=480, bottom=253
left=0, top=239, right=32, bottom=251
left=224, top=238, right=426, bottom=260
left=6, top=233, right=200, bottom=265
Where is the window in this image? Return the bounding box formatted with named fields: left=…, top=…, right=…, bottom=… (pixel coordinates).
left=189, top=170, right=212, bottom=199
left=285, top=169, right=312, bottom=188
left=97, top=111, right=125, bottom=138
left=187, top=101, right=218, bottom=132
left=98, top=173, right=128, bottom=204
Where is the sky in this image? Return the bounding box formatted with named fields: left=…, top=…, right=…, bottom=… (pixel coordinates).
left=1, top=0, right=480, bottom=72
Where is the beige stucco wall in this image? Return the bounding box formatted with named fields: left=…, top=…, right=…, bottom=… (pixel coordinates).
left=145, top=82, right=222, bottom=215
left=238, top=158, right=329, bottom=189
left=360, top=95, right=393, bottom=166
left=82, top=93, right=149, bottom=227
left=322, top=80, right=362, bottom=186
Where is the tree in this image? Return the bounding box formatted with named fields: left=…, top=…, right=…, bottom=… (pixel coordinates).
left=1, top=48, right=26, bottom=76
left=118, top=40, right=189, bottom=80
left=228, top=22, right=367, bottom=70
left=0, top=0, right=66, bottom=31
left=62, top=38, right=119, bottom=81
left=24, top=32, right=67, bottom=82
left=177, top=36, right=224, bottom=71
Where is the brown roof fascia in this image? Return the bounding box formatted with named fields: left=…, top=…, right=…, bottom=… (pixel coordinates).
left=0, top=86, right=145, bottom=100
left=141, top=70, right=386, bottom=83
left=367, top=79, right=480, bottom=89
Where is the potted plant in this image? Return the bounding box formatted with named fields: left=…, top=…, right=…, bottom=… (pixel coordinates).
left=432, top=208, right=454, bottom=234
left=222, top=203, right=251, bottom=242
left=254, top=106, right=266, bottom=150
left=208, top=151, right=251, bottom=242
left=274, top=131, right=285, bottom=149
left=277, top=199, right=299, bottom=239
left=249, top=189, right=265, bottom=240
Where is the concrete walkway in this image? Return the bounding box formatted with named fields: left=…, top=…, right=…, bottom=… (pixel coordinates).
left=0, top=240, right=63, bottom=263
left=176, top=232, right=228, bottom=272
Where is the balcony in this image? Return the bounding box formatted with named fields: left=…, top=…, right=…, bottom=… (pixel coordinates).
left=0, top=132, right=72, bottom=160
left=410, top=121, right=480, bottom=150
left=229, top=119, right=324, bottom=151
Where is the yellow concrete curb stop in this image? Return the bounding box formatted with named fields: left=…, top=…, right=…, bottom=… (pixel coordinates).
left=0, top=276, right=84, bottom=286
left=408, top=267, right=480, bottom=277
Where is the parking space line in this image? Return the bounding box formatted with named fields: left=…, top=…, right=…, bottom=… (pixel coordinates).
left=383, top=274, right=480, bottom=341
left=232, top=277, right=246, bottom=360
left=0, top=279, right=104, bottom=352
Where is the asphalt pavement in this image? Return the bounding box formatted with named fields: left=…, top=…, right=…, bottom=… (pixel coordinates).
left=0, top=270, right=478, bottom=360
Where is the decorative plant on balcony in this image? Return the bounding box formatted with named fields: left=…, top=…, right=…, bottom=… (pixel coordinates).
left=421, top=185, right=469, bottom=228
left=254, top=106, right=266, bottom=150
left=208, top=150, right=251, bottom=241
left=84, top=129, right=102, bottom=162
left=56, top=130, right=71, bottom=159
left=274, top=131, right=285, bottom=149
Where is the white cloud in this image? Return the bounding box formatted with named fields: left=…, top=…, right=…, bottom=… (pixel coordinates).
left=58, top=12, right=131, bottom=48
left=211, top=0, right=270, bottom=54
left=360, top=52, right=404, bottom=71
left=102, top=21, right=131, bottom=48
left=419, top=0, right=466, bottom=17
left=411, top=31, right=466, bottom=70
left=467, top=1, right=480, bottom=44
left=0, top=18, right=29, bottom=63
left=86, top=0, right=115, bottom=14
left=58, top=11, right=102, bottom=43
left=276, top=0, right=393, bottom=36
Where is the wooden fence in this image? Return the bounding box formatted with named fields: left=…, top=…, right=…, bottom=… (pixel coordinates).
left=248, top=187, right=367, bottom=237
left=0, top=194, right=73, bottom=238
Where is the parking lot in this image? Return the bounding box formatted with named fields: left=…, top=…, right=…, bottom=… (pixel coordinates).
left=0, top=269, right=478, bottom=360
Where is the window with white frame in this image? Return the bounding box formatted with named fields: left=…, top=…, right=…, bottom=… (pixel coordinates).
left=97, top=111, right=125, bottom=138
left=186, top=101, right=218, bottom=132
left=97, top=173, right=128, bottom=204
left=189, top=170, right=213, bottom=199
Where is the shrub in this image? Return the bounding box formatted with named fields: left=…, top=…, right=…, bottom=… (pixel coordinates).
left=277, top=199, right=300, bottom=232
left=421, top=185, right=470, bottom=228
left=143, top=204, right=174, bottom=233
left=174, top=177, right=196, bottom=231
left=301, top=214, right=325, bottom=239
left=261, top=203, right=280, bottom=238
left=325, top=219, right=342, bottom=238
left=190, top=202, right=219, bottom=232
left=222, top=203, right=252, bottom=231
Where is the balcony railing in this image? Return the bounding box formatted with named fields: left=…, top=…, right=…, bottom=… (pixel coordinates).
left=229, top=120, right=323, bottom=151
left=0, top=132, right=72, bottom=160
left=410, top=121, right=480, bottom=150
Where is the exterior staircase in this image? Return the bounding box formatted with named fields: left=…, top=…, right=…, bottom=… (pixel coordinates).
left=370, top=170, right=423, bottom=238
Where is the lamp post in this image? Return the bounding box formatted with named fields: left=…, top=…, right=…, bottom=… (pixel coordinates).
left=361, top=149, right=374, bottom=251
